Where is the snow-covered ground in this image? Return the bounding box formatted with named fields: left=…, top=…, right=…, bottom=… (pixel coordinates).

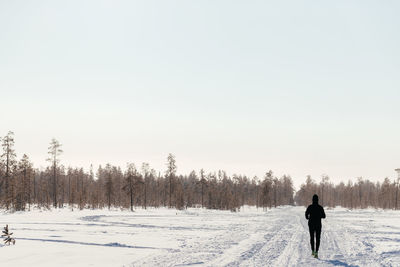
left=1, top=206, right=399, bottom=266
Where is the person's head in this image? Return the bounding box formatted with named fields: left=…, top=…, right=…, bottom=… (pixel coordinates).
left=312, top=194, right=319, bottom=203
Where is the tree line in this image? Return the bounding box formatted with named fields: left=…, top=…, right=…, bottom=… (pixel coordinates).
left=295, top=174, right=400, bottom=210
left=0, top=131, right=399, bottom=211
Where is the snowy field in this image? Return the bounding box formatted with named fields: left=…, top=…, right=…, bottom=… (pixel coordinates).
left=1, top=206, right=399, bottom=266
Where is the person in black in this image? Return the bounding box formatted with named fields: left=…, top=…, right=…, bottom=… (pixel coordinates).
left=305, top=194, right=326, bottom=258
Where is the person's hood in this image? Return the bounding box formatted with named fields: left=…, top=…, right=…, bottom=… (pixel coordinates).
left=312, top=194, right=319, bottom=204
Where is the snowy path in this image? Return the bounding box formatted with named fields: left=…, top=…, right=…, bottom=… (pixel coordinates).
left=1, top=206, right=399, bottom=266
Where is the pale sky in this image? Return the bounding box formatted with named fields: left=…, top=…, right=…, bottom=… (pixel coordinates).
left=1, top=0, right=400, bottom=188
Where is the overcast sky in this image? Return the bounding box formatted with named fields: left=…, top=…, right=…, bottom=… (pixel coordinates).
left=1, top=0, right=399, bottom=188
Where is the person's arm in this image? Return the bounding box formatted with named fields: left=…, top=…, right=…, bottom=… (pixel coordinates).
left=321, top=206, right=326, bottom=219
left=305, top=206, right=310, bottom=220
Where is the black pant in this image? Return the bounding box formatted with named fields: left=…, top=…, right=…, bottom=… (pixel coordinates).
left=309, top=224, right=321, bottom=252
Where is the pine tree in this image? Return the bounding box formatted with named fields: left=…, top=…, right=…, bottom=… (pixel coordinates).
left=2, top=225, right=15, bottom=245
left=47, top=138, right=63, bottom=208
left=1, top=131, right=17, bottom=210
left=141, top=163, right=150, bottom=209
left=199, top=169, right=207, bottom=208
left=165, top=154, right=177, bottom=208
left=123, top=163, right=143, bottom=211
left=105, top=164, right=113, bottom=210
left=15, top=154, right=33, bottom=211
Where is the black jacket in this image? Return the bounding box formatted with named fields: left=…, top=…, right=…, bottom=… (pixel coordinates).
left=305, top=202, right=326, bottom=227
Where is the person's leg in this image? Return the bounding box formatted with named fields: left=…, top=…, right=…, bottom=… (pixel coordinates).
left=316, top=225, right=321, bottom=252
left=308, top=225, right=315, bottom=252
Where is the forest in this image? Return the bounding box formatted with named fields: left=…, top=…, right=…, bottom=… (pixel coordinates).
left=1, top=131, right=399, bottom=211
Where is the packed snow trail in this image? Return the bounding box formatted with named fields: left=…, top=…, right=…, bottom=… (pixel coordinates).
left=1, top=207, right=400, bottom=266
left=131, top=207, right=399, bottom=267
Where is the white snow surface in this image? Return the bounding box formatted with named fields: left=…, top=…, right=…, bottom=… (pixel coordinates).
left=1, top=206, right=399, bottom=266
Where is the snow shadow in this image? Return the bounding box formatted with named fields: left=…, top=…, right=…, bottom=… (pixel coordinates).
left=174, top=262, right=204, bottom=266
left=323, top=259, right=359, bottom=267
left=17, top=237, right=178, bottom=252
left=79, top=215, right=219, bottom=231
